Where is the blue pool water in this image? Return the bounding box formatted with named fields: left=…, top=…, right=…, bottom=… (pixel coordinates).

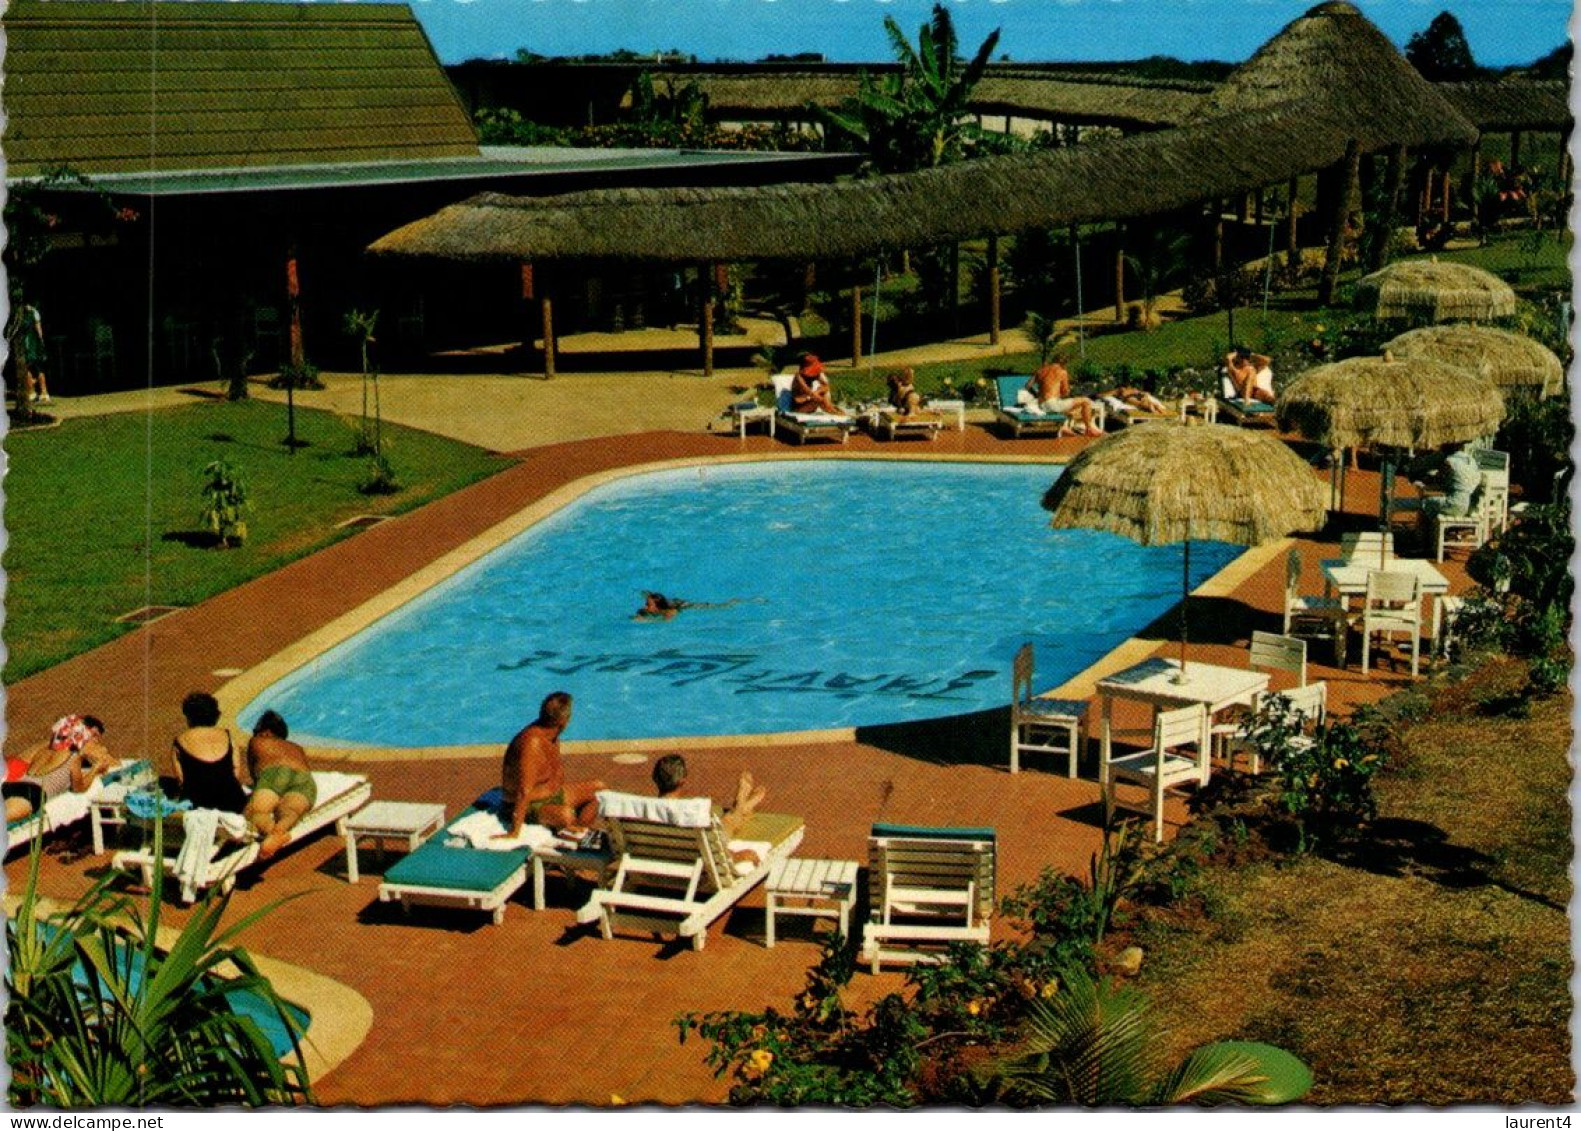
left=241, top=461, right=1238, bottom=744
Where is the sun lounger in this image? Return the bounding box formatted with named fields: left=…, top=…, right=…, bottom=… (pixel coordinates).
left=1217, top=377, right=1278, bottom=426
left=992, top=374, right=1072, bottom=438
left=111, top=770, right=371, bottom=904
left=6, top=759, right=156, bottom=856
left=867, top=406, right=946, bottom=441
left=376, top=788, right=553, bottom=925
left=771, top=371, right=855, bottom=445
left=574, top=790, right=805, bottom=951
left=859, top=822, right=996, bottom=973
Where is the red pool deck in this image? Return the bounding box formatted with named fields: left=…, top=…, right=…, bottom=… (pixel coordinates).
left=5, top=425, right=1468, bottom=1106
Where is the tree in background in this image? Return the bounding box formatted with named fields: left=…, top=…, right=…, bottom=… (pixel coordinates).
left=815, top=3, right=1001, bottom=174
left=1404, top=12, right=1479, bottom=81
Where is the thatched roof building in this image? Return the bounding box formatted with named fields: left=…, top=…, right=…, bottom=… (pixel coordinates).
left=1189, top=1, right=1477, bottom=153
left=652, top=69, right=1210, bottom=131
left=372, top=2, right=1481, bottom=266
left=1436, top=80, right=1573, bottom=133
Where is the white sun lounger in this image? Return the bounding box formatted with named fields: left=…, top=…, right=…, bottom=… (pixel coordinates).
left=111, top=770, right=371, bottom=904
left=771, top=371, right=855, bottom=445
left=574, top=790, right=805, bottom=951
left=5, top=759, right=157, bottom=856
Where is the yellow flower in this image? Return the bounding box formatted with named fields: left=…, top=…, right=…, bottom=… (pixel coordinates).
left=610, top=1094, right=626, bottom=1107
left=1308, top=773, right=1320, bottom=788
left=976, top=377, right=987, bottom=386
left=1333, top=758, right=1349, bottom=769
left=800, top=993, right=817, bottom=1010
left=1315, top=323, right=1326, bottom=332
left=1041, top=979, right=1060, bottom=999
left=744, top=1049, right=774, bottom=1080
left=967, top=999, right=984, bottom=1016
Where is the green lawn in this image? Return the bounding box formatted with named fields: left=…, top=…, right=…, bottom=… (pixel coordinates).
left=3, top=399, right=510, bottom=681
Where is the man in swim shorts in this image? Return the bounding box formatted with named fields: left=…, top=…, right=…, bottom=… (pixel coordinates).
left=245, top=710, right=317, bottom=859
left=498, top=691, right=605, bottom=838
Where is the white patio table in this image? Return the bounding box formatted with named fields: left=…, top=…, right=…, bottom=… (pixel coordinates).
left=1094, top=657, right=1269, bottom=782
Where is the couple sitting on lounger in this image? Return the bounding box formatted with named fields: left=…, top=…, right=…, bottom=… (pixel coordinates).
left=1223, top=347, right=1276, bottom=403
left=170, top=691, right=315, bottom=859
left=495, top=691, right=767, bottom=865
left=1018, top=358, right=1104, bottom=435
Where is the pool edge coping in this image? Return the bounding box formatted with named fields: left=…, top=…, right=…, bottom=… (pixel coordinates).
left=215, top=452, right=1275, bottom=760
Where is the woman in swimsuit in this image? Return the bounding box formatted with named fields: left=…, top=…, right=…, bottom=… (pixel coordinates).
left=171, top=691, right=247, bottom=813
left=3, top=714, right=117, bottom=822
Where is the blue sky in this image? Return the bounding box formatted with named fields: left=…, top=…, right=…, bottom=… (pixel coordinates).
left=384, top=0, right=1574, bottom=65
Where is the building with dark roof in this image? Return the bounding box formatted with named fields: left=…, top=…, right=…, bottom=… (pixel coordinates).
left=3, top=1, right=855, bottom=390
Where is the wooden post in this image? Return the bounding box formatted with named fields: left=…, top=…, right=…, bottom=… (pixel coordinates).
left=800, top=261, right=816, bottom=313
left=1212, top=203, right=1224, bottom=272
left=1286, top=176, right=1300, bottom=267
left=1318, top=139, right=1361, bottom=306
left=1510, top=130, right=1523, bottom=168
left=1236, top=192, right=1249, bottom=224
left=1560, top=131, right=1573, bottom=188
left=851, top=284, right=863, bottom=366
left=948, top=242, right=960, bottom=334
left=1367, top=143, right=1407, bottom=272
left=1465, top=137, right=1482, bottom=201
left=540, top=291, right=556, bottom=380
left=1113, top=222, right=1126, bottom=323
left=987, top=235, right=1001, bottom=346
left=1254, top=188, right=1265, bottom=227
left=700, top=261, right=715, bottom=378
left=285, top=242, right=304, bottom=369
left=1440, top=164, right=1451, bottom=222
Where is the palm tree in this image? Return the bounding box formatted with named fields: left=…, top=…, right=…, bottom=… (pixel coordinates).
left=1024, top=311, right=1073, bottom=367
left=981, top=964, right=1312, bottom=1107
left=816, top=4, right=1001, bottom=175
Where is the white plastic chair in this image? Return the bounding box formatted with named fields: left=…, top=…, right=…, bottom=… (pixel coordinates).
left=1101, top=703, right=1208, bottom=843
left=1218, top=682, right=1328, bottom=774
left=1010, top=643, right=1085, bottom=777
left=1283, top=547, right=1347, bottom=667
left=1434, top=491, right=1494, bottom=563
left=1359, top=570, right=1423, bottom=677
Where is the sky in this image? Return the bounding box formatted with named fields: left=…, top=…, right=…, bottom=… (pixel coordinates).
left=374, top=0, right=1575, bottom=66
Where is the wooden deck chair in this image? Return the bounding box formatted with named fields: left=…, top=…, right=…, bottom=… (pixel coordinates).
left=1283, top=546, right=1347, bottom=667
left=1339, top=531, right=1395, bottom=562
left=1010, top=642, right=1085, bottom=777
left=575, top=790, right=805, bottom=951
left=860, top=823, right=996, bottom=973
left=1101, top=703, right=1208, bottom=843
left=112, top=771, right=371, bottom=904
left=770, top=371, right=854, bottom=445
left=1359, top=570, right=1423, bottom=677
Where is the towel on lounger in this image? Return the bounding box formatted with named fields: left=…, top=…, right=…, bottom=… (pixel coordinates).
left=596, top=791, right=713, bottom=828
left=173, top=808, right=252, bottom=892
left=443, top=809, right=558, bottom=851
left=727, top=840, right=773, bottom=876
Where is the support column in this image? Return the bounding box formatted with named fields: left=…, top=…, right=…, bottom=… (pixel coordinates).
left=1559, top=130, right=1573, bottom=188
left=285, top=240, right=304, bottom=369
left=699, top=261, right=715, bottom=378
left=1113, top=222, right=1126, bottom=323
left=1465, top=137, right=1482, bottom=202
left=948, top=242, right=961, bottom=334
left=1286, top=176, right=1301, bottom=267
left=851, top=284, right=863, bottom=366
left=1318, top=139, right=1361, bottom=306
left=986, top=235, right=1001, bottom=346
left=540, top=290, right=556, bottom=380
left=1440, top=164, right=1451, bottom=221
left=1510, top=130, right=1523, bottom=168
left=1254, top=188, right=1265, bottom=227
left=1212, top=202, right=1225, bottom=272
left=1368, top=143, right=1408, bottom=272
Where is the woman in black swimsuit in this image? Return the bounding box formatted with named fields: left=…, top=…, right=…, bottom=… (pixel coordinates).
left=171, top=691, right=247, bottom=813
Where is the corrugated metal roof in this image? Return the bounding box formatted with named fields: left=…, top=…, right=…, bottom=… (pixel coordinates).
left=12, top=146, right=860, bottom=197
left=3, top=0, right=480, bottom=176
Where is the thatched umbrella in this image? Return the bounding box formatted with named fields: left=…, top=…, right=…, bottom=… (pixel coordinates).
left=1383, top=323, right=1564, bottom=399
left=1041, top=422, right=1328, bottom=676
left=1277, top=353, right=1505, bottom=560
left=1354, top=259, right=1518, bottom=323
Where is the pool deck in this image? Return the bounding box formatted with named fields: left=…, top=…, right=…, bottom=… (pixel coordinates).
left=6, top=422, right=1469, bottom=1105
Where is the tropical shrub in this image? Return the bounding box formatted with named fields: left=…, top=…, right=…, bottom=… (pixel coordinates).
left=1247, top=696, right=1385, bottom=853
left=6, top=836, right=311, bottom=1107
left=199, top=458, right=249, bottom=547
left=359, top=451, right=400, bottom=496
left=268, top=361, right=323, bottom=391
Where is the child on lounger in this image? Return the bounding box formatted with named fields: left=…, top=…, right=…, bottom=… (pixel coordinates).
left=245, top=710, right=317, bottom=860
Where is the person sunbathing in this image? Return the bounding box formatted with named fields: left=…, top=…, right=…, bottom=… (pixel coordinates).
left=497, top=691, right=604, bottom=838
left=1224, top=348, right=1275, bottom=404
left=1101, top=386, right=1169, bottom=415
left=652, top=753, right=767, bottom=866
left=791, top=354, right=841, bottom=415
left=244, top=710, right=317, bottom=860
left=1020, top=357, right=1103, bottom=435
left=172, top=691, right=248, bottom=814
left=3, top=714, right=117, bottom=823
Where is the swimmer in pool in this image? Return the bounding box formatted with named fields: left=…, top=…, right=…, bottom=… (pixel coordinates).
left=633, top=591, right=755, bottom=620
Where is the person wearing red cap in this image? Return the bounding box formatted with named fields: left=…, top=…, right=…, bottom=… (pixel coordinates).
left=791, top=353, right=840, bottom=415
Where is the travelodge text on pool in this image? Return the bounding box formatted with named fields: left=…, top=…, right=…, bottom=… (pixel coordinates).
left=498, top=648, right=997, bottom=701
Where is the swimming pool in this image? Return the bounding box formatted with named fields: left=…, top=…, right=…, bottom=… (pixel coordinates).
left=240, top=460, right=1238, bottom=744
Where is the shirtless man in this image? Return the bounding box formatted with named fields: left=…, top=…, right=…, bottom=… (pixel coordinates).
left=244, top=710, right=317, bottom=859
left=651, top=753, right=767, bottom=866
left=1023, top=357, right=1103, bottom=435
left=1225, top=348, right=1275, bottom=404
left=498, top=691, right=604, bottom=837
left=791, top=354, right=840, bottom=415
